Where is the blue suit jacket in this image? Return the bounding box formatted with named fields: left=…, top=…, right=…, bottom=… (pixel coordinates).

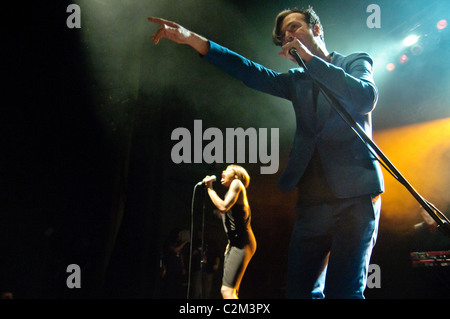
left=203, top=41, right=384, bottom=197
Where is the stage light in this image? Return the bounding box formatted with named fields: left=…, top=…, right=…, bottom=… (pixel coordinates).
left=399, top=55, right=408, bottom=63
left=374, top=118, right=450, bottom=229
left=437, top=19, right=447, bottom=30
left=386, top=63, right=395, bottom=71
left=403, top=35, right=419, bottom=47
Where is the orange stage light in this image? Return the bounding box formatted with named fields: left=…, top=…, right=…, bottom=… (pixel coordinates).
left=374, top=118, right=450, bottom=232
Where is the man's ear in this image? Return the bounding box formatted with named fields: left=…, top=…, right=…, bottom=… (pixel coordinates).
left=313, top=24, right=321, bottom=37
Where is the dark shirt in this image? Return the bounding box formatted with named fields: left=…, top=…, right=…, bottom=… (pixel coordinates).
left=222, top=204, right=250, bottom=248
left=296, top=149, right=336, bottom=205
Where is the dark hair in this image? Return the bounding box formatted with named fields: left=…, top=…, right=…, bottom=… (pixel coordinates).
left=272, top=6, right=324, bottom=46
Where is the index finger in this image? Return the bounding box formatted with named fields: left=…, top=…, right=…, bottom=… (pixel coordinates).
left=148, top=16, right=178, bottom=28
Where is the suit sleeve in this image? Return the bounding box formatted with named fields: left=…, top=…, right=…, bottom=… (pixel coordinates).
left=202, top=41, right=293, bottom=100
left=306, top=53, right=378, bottom=115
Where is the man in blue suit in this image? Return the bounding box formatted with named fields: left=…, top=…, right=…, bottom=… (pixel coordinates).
left=149, top=5, right=384, bottom=299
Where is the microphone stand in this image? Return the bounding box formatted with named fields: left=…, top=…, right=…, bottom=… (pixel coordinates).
left=199, top=186, right=207, bottom=299
left=289, top=48, right=450, bottom=238
left=187, top=182, right=207, bottom=299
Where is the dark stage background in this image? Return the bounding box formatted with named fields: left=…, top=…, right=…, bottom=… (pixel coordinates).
left=2, top=0, right=449, bottom=299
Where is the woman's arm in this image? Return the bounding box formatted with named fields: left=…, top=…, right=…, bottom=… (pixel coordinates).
left=206, top=179, right=242, bottom=212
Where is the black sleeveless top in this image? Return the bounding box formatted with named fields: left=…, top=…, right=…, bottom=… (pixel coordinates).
left=222, top=204, right=250, bottom=249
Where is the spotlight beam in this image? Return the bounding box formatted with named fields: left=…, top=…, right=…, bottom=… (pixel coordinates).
left=403, top=35, right=419, bottom=46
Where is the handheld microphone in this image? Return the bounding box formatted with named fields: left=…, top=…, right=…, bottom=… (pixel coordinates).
left=289, top=47, right=298, bottom=56
left=196, top=175, right=216, bottom=186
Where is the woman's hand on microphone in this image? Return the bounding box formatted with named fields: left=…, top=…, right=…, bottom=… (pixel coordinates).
left=203, top=175, right=214, bottom=189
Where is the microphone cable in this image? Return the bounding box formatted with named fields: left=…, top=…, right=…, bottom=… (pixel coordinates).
left=186, top=183, right=200, bottom=299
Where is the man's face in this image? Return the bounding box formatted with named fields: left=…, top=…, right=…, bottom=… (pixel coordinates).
left=279, top=13, right=316, bottom=48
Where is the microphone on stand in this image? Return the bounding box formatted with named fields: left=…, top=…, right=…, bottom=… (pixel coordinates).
left=289, top=47, right=298, bottom=56
left=289, top=47, right=307, bottom=70
left=196, top=175, right=216, bottom=186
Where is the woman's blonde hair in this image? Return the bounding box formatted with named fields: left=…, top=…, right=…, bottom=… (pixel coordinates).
left=228, top=165, right=250, bottom=188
